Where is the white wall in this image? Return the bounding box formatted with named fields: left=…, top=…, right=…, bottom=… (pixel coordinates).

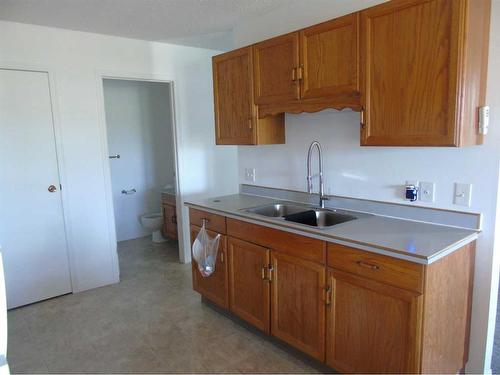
left=0, top=21, right=239, bottom=292
left=233, top=1, right=500, bottom=373
left=103, top=79, right=175, bottom=242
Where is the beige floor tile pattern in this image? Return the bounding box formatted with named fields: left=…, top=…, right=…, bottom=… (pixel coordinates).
left=7, top=237, right=324, bottom=374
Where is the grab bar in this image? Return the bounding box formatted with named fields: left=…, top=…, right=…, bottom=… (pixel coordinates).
left=121, top=188, right=136, bottom=195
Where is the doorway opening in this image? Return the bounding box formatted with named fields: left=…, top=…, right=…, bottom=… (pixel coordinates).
left=102, top=78, right=179, bottom=258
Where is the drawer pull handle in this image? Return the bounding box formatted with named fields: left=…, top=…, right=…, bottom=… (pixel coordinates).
left=325, top=286, right=332, bottom=306
left=357, top=261, right=379, bottom=270
left=261, top=265, right=273, bottom=281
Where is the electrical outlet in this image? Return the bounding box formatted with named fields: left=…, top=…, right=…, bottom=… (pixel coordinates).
left=454, top=183, right=472, bottom=207
left=244, top=168, right=256, bottom=182
left=419, top=182, right=435, bottom=203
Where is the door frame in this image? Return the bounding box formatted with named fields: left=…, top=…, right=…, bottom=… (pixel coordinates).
left=95, top=70, right=184, bottom=265
left=0, top=61, right=75, bottom=292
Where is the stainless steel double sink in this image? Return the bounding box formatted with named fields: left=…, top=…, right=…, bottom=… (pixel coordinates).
left=243, top=203, right=359, bottom=229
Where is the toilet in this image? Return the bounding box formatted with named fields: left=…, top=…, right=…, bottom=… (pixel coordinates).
left=140, top=213, right=166, bottom=243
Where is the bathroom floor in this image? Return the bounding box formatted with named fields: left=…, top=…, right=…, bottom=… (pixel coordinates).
left=7, top=237, right=320, bottom=373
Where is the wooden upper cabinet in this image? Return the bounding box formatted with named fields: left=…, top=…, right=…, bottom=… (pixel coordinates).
left=326, top=269, right=423, bottom=373
left=253, top=33, right=300, bottom=106
left=271, top=252, right=326, bottom=361
left=255, top=17, right=360, bottom=117
left=213, top=46, right=285, bottom=145
left=300, top=13, right=360, bottom=103
left=360, top=0, right=491, bottom=146
left=213, top=47, right=254, bottom=144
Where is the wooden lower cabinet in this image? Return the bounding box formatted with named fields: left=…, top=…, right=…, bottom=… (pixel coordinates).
left=163, top=204, right=177, bottom=240
left=190, top=225, right=229, bottom=309
left=271, top=252, right=326, bottom=361
left=189, top=208, right=475, bottom=374
left=326, top=269, right=422, bottom=373
left=228, top=237, right=271, bottom=333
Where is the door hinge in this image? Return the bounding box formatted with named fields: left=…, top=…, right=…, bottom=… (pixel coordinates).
left=479, top=106, right=490, bottom=135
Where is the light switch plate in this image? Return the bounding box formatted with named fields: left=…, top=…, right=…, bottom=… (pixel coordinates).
left=244, top=168, right=256, bottom=182
left=454, top=183, right=472, bottom=207
left=419, top=182, right=435, bottom=203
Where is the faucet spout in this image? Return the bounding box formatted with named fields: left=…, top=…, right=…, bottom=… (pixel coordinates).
left=306, top=141, right=329, bottom=208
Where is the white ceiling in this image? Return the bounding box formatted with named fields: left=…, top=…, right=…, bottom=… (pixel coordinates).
left=0, top=0, right=295, bottom=50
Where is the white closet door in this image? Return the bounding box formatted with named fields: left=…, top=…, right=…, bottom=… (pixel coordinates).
left=0, top=69, right=71, bottom=309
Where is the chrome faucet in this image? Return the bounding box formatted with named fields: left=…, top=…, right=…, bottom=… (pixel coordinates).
left=307, top=141, right=329, bottom=208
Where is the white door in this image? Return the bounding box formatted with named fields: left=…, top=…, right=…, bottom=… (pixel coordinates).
left=0, top=69, right=71, bottom=309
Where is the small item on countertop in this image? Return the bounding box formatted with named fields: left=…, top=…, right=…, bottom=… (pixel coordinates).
left=405, top=184, right=419, bottom=202
left=192, top=221, right=221, bottom=277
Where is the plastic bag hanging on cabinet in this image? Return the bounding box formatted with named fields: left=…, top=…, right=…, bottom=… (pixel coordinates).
left=192, top=221, right=221, bottom=277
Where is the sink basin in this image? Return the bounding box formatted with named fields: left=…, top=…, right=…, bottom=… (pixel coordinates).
left=245, top=203, right=308, bottom=217
left=244, top=203, right=359, bottom=229
left=284, top=209, right=357, bottom=228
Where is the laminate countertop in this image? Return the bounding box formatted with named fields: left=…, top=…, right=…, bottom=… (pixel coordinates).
left=185, top=194, right=479, bottom=265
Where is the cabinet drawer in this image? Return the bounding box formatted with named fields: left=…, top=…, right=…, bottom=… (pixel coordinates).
left=227, top=218, right=325, bottom=264
left=327, top=243, right=424, bottom=293
left=189, top=208, right=226, bottom=234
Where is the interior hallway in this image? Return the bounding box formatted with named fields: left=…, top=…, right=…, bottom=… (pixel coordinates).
left=7, top=237, right=319, bottom=373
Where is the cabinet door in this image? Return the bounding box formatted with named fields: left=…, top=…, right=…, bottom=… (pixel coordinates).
left=326, top=269, right=422, bottom=373
left=300, top=13, right=359, bottom=101
left=254, top=32, right=300, bottom=105
left=163, top=204, right=177, bottom=240
left=271, top=252, right=326, bottom=361
left=360, top=0, right=462, bottom=146
left=228, top=237, right=270, bottom=333
left=190, top=226, right=229, bottom=309
left=213, top=46, right=255, bottom=145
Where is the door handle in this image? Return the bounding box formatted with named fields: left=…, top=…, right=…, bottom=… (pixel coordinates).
left=48, top=184, right=57, bottom=193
